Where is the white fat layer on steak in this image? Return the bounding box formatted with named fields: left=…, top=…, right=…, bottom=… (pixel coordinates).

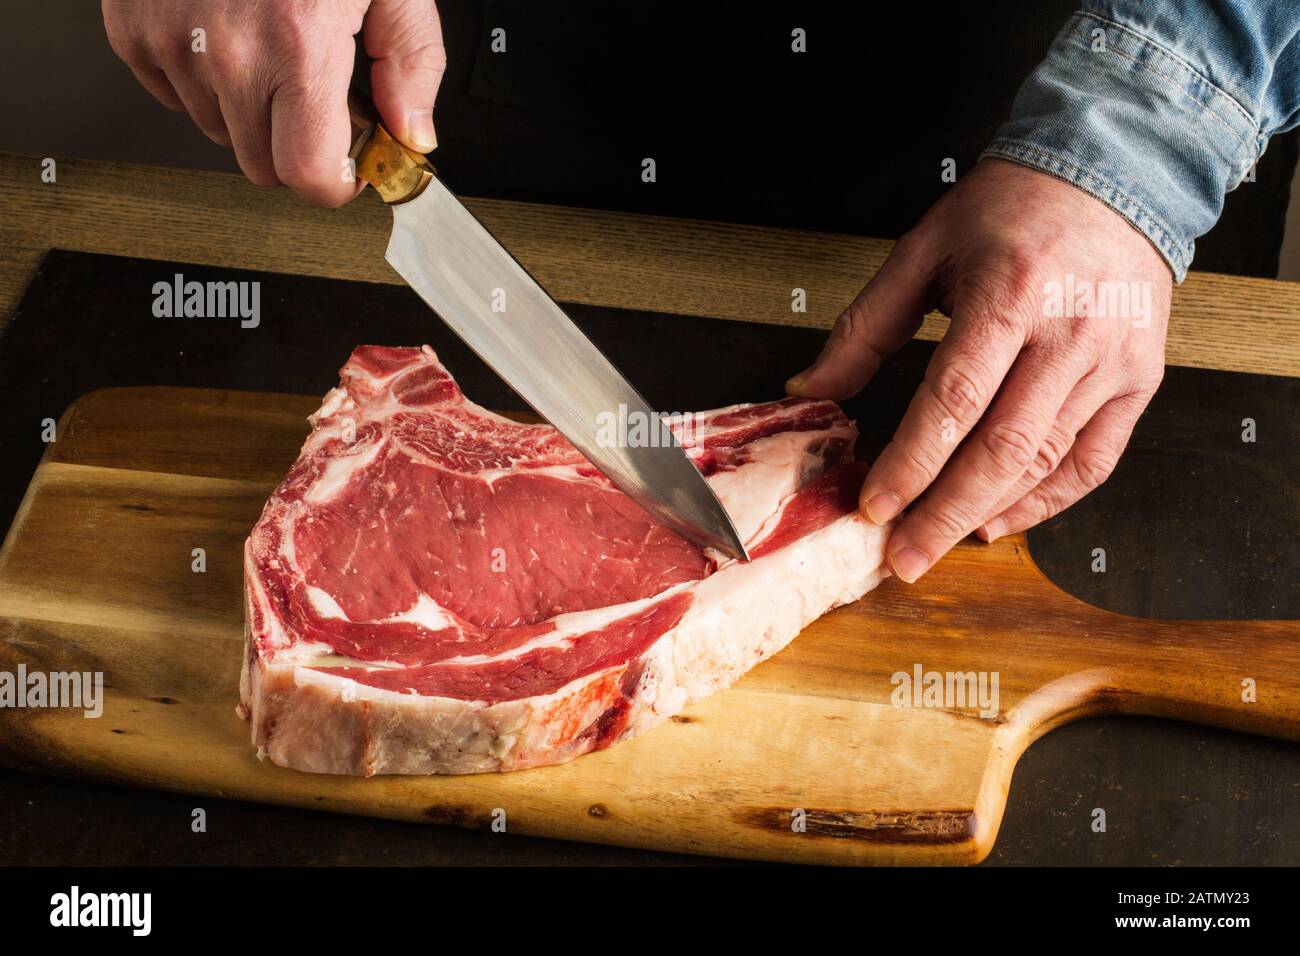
left=277, top=513, right=299, bottom=569
left=303, top=434, right=386, bottom=504
left=383, top=591, right=459, bottom=630
left=305, top=585, right=348, bottom=620
left=706, top=431, right=840, bottom=545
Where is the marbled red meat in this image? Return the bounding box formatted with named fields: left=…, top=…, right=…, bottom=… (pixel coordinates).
left=240, top=346, right=891, bottom=775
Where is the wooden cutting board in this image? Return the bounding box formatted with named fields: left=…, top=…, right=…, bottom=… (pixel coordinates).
left=0, top=386, right=1296, bottom=865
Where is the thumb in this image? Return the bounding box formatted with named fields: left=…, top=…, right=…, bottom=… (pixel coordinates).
left=363, top=0, right=447, bottom=153
left=787, top=238, right=934, bottom=401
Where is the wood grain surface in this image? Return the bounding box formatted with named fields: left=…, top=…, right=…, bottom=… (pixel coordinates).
left=1, top=152, right=1298, bottom=378
left=0, top=386, right=1295, bottom=865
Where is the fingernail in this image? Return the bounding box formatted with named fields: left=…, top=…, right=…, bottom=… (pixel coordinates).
left=407, top=108, right=436, bottom=152
left=889, top=546, right=930, bottom=584
left=979, top=516, right=1006, bottom=543
left=864, top=492, right=904, bottom=524
left=785, top=368, right=813, bottom=395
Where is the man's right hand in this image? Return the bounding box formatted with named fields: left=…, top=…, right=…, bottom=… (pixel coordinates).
left=102, top=0, right=446, bottom=207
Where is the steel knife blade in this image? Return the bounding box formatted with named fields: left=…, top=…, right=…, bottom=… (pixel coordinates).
left=348, top=98, right=748, bottom=560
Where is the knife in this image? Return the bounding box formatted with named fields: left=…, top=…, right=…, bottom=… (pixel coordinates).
left=346, top=93, right=749, bottom=561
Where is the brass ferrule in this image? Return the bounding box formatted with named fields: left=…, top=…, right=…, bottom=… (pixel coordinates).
left=348, top=98, right=437, bottom=204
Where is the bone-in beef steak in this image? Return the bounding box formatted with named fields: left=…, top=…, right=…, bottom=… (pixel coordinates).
left=241, top=345, right=889, bottom=774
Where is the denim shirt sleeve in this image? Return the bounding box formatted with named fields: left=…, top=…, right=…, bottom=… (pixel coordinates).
left=982, top=2, right=1300, bottom=281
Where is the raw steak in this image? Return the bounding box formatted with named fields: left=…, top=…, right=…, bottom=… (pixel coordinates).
left=241, top=345, right=889, bottom=775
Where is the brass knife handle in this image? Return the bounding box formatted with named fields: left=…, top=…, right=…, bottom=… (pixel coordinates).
left=347, top=90, right=436, bottom=205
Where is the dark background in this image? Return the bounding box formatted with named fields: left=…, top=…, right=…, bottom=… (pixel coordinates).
left=2, top=1, right=1297, bottom=277
left=430, top=0, right=1299, bottom=278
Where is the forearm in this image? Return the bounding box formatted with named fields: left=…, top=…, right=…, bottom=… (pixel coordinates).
left=984, top=1, right=1300, bottom=281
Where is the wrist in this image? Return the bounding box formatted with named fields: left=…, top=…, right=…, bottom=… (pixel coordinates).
left=983, top=11, right=1260, bottom=282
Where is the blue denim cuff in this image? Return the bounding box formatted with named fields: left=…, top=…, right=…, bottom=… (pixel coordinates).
left=982, top=11, right=1262, bottom=282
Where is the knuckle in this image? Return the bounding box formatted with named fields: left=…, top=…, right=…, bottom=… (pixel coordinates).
left=208, top=32, right=255, bottom=76
left=103, top=21, right=135, bottom=61
left=314, top=189, right=352, bottom=209
left=981, top=418, right=1039, bottom=477
left=874, top=439, right=938, bottom=497
left=288, top=175, right=351, bottom=207
left=831, top=298, right=869, bottom=344
left=983, top=303, right=1028, bottom=339
left=922, top=499, right=979, bottom=542
left=272, top=52, right=321, bottom=92
left=1133, top=364, right=1165, bottom=398
left=825, top=297, right=888, bottom=374
left=102, top=2, right=145, bottom=54
left=397, top=37, right=448, bottom=75
left=928, top=364, right=988, bottom=423
left=263, top=11, right=328, bottom=81
left=1030, top=430, right=1070, bottom=479
left=148, top=42, right=187, bottom=74
left=1013, top=479, right=1071, bottom=530
left=896, top=441, right=940, bottom=486
left=239, top=161, right=278, bottom=188
left=184, top=96, right=224, bottom=129
left=963, top=250, right=1044, bottom=329
left=275, top=155, right=329, bottom=191
left=1068, top=313, right=1114, bottom=353
left=1028, top=487, right=1065, bottom=526
left=294, top=189, right=347, bottom=209
left=376, top=8, right=447, bottom=72
left=1074, top=445, right=1118, bottom=490
left=139, top=23, right=191, bottom=70
left=890, top=228, right=925, bottom=267
left=268, top=3, right=315, bottom=48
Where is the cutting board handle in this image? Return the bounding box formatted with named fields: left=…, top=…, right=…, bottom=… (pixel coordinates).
left=1000, top=542, right=1300, bottom=744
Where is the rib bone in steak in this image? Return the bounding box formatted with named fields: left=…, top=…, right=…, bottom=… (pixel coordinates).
left=241, top=345, right=889, bottom=775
